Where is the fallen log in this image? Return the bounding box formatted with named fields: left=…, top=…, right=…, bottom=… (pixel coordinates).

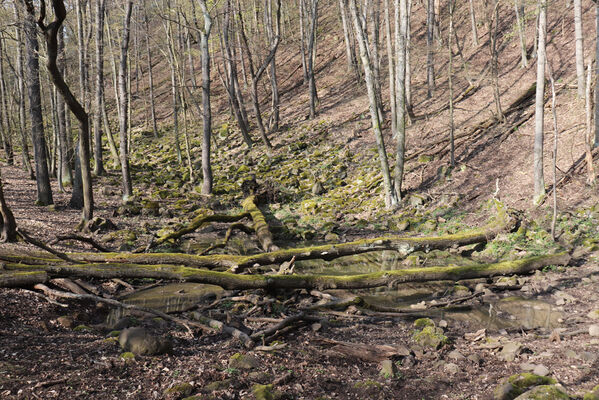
left=0, top=271, right=48, bottom=288
left=3, top=252, right=570, bottom=290
left=242, top=195, right=279, bottom=252
left=0, top=201, right=514, bottom=272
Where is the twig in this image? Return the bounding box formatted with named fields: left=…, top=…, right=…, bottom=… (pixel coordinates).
left=250, top=312, right=321, bottom=341
left=17, top=229, right=83, bottom=264
left=21, top=288, right=68, bottom=307
left=199, top=223, right=254, bottom=255
left=33, top=378, right=67, bottom=389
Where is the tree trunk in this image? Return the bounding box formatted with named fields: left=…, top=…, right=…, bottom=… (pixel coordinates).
left=0, top=39, right=14, bottom=165
left=93, top=0, right=107, bottom=176
left=573, top=0, right=584, bottom=98
left=265, top=0, right=281, bottom=132
left=533, top=0, right=547, bottom=204
left=198, top=0, right=213, bottom=195
left=393, top=0, right=408, bottom=200
left=307, top=0, right=319, bottom=119
left=339, top=0, right=358, bottom=77
left=349, top=0, right=398, bottom=208
left=118, top=1, right=134, bottom=200
left=514, top=0, right=527, bottom=68
left=142, top=0, right=158, bottom=139
left=56, top=28, right=72, bottom=187
left=489, top=0, right=503, bottom=121
left=24, top=11, right=53, bottom=206
left=426, top=0, right=435, bottom=98
left=0, top=169, right=17, bottom=243
left=594, top=2, right=599, bottom=146
left=384, top=0, right=396, bottom=136
left=448, top=0, right=455, bottom=167
left=585, top=63, right=596, bottom=185
left=468, top=0, right=478, bottom=46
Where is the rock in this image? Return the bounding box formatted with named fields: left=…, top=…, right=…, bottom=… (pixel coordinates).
left=453, top=285, right=471, bottom=296
left=475, top=283, right=487, bottom=292
left=379, top=359, right=398, bottom=378
left=248, top=371, right=273, bottom=384
left=56, top=316, right=74, bottom=329
left=532, top=364, right=550, bottom=377
left=587, top=310, right=599, bottom=320
left=444, top=362, right=459, bottom=374
left=120, top=352, right=136, bottom=362
left=118, top=327, right=172, bottom=356
left=520, top=363, right=536, bottom=371
left=203, top=379, right=232, bottom=392
left=324, top=232, right=339, bottom=242
left=499, top=342, right=523, bottom=362
left=87, top=217, right=117, bottom=233
left=580, top=352, right=597, bottom=362
left=564, top=349, right=578, bottom=359
left=252, top=384, right=275, bottom=400
left=513, top=385, right=571, bottom=399
left=111, top=316, right=139, bottom=330
left=589, top=324, right=599, bottom=337
left=494, top=373, right=557, bottom=400
left=448, top=350, right=465, bottom=361
left=467, top=353, right=483, bottom=365
left=311, top=181, right=325, bottom=195
left=412, top=326, right=448, bottom=349
left=438, top=320, right=448, bottom=328
left=228, top=353, right=260, bottom=370
left=164, top=383, right=193, bottom=398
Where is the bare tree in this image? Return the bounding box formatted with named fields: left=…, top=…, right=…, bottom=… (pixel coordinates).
left=468, top=0, right=478, bottom=46
left=306, top=0, right=318, bottom=118
left=93, top=0, right=107, bottom=176
left=198, top=0, right=213, bottom=195
left=514, top=0, right=527, bottom=68
left=533, top=0, right=547, bottom=204
left=118, top=1, right=134, bottom=200
left=26, top=0, right=94, bottom=223
left=0, top=38, right=13, bottom=165
left=574, top=0, right=584, bottom=98
left=24, top=9, right=53, bottom=205
left=393, top=0, right=409, bottom=200
left=349, top=0, right=398, bottom=208
left=0, top=169, right=16, bottom=243
left=585, top=63, right=596, bottom=185
left=426, top=0, right=434, bottom=98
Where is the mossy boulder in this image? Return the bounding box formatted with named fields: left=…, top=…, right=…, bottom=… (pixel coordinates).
left=142, top=200, right=160, bottom=217
left=73, top=324, right=93, bottom=332
left=584, top=384, right=599, bottom=400
left=412, top=326, right=448, bottom=349
left=203, top=379, right=232, bottom=392
left=494, top=373, right=557, bottom=400
left=413, top=318, right=435, bottom=328
left=118, top=327, right=172, bottom=356
left=164, top=383, right=194, bottom=398
left=120, top=352, right=136, bottom=362
left=228, top=353, right=260, bottom=370
left=252, top=384, right=280, bottom=400
left=513, top=385, right=571, bottom=400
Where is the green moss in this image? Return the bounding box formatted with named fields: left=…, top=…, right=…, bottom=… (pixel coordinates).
left=164, top=383, right=194, bottom=397
left=73, top=324, right=93, bottom=332
left=120, top=352, right=136, bottom=361
left=516, top=385, right=570, bottom=399
left=412, top=326, right=448, bottom=349
left=413, top=318, right=435, bottom=328
left=252, top=384, right=275, bottom=400
left=353, top=380, right=382, bottom=389
left=507, top=373, right=556, bottom=393
left=108, top=330, right=121, bottom=337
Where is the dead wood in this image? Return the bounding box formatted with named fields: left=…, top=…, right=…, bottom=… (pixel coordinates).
left=242, top=195, right=279, bottom=252
left=17, top=229, right=82, bottom=264
left=50, top=234, right=111, bottom=252
left=249, top=312, right=321, bottom=341
left=49, top=278, right=88, bottom=294
left=315, top=337, right=411, bottom=362
left=198, top=222, right=254, bottom=255
left=0, top=271, right=48, bottom=288
left=33, top=283, right=254, bottom=348
left=145, top=211, right=251, bottom=251
left=3, top=252, right=570, bottom=291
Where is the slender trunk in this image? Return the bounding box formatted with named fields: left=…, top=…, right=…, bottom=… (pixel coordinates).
left=349, top=0, right=398, bottom=208
left=585, top=63, right=596, bottom=185
left=448, top=0, right=455, bottom=167
left=198, top=0, right=213, bottom=194
left=574, top=0, right=584, bottom=98
left=118, top=1, right=134, bottom=200
left=94, top=0, right=107, bottom=176
left=143, top=1, right=158, bottom=139
left=514, top=0, right=528, bottom=68
left=489, top=0, right=503, bottom=121
left=384, top=0, right=396, bottom=136
left=299, top=0, right=308, bottom=82
left=56, top=29, right=72, bottom=186
left=0, top=39, right=13, bottom=165
left=594, top=2, right=599, bottom=146
left=533, top=0, right=547, bottom=204
left=426, top=0, right=435, bottom=98
left=393, top=0, right=408, bottom=200
left=340, top=0, right=358, bottom=77
left=405, top=0, right=414, bottom=120
left=25, top=11, right=53, bottom=205
left=307, top=0, right=319, bottom=119
left=468, top=0, right=478, bottom=46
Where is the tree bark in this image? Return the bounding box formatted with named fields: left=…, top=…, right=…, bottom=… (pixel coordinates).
left=393, top=0, right=409, bottom=201
left=24, top=11, right=53, bottom=206
left=0, top=170, right=17, bottom=243
left=514, top=0, right=527, bottom=68
left=573, top=0, right=584, bottom=98
left=469, top=0, right=478, bottom=46
left=143, top=0, right=158, bottom=139
left=198, top=0, right=213, bottom=195
left=0, top=39, right=13, bottom=165
left=307, top=0, right=319, bottom=119
left=426, top=0, right=435, bottom=98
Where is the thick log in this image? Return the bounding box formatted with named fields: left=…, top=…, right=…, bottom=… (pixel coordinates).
left=0, top=271, right=48, bottom=287
left=3, top=252, right=570, bottom=290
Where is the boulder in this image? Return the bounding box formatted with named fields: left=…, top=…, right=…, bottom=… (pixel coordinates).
left=118, top=327, right=172, bottom=356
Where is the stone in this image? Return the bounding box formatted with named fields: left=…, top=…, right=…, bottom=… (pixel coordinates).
left=252, top=384, right=275, bottom=400
left=587, top=310, right=599, bottom=320
left=580, top=352, right=597, bottom=362
left=413, top=318, right=435, bottom=328
left=520, top=363, right=536, bottom=371
left=56, top=316, right=74, bottom=329
left=412, top=326, right=448, bottom=349
left=379, top=359, right=398, bottom=378
left=228, top=353, right=260, bottom=370
left=513, top=385, right=571, bottom=399
left=164, top=383, right=193, bottom=397
left=203, top=379, right=232, bottom=392
left=118, top=327, right=172, bottom=356
left=311, top=181, right=325, bottom=195
left=499, top=342, right=523, bottom=362
left=475, top=283, right=487, bottom=292
left=532, top=364, right=550, bottom=377
left=467, top=353, right=483, bottom=365
left=448, top=350, right=465, bottom=361
left=324, top=232, right=339, bottom=242
left=444, top=362, right=459, bottom=374
left=493, top=373, right=557, bottom=400
left=248, top=372, right=272, bottom=384
left=438, top=320, right=448, bottom=328
left=87, top=217, right=117, bottom=233
left=590, top=324, right=599, bottom=337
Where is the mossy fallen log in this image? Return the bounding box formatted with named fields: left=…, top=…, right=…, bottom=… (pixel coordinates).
left=242, top=195, right=279, bottom=252
left=0, top=271, right=48, bottom=287
left=0, top=201, right=514, bottom=272
left=3, top=252, right=570, bottom=290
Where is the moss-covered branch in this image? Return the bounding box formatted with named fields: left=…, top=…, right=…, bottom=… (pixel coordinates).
left=0, top=271, right=48, bottom=287
left=3, top=252, right=570, bottom=290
